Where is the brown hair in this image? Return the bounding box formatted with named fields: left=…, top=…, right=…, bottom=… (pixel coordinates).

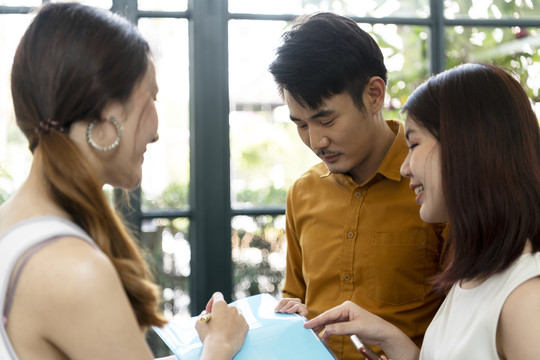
left=11, top=2, right=166, bottom=327
left=403, top=63, right=540, bottom=291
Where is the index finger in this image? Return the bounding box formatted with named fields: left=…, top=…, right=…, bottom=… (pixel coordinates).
left=205, top=291, right=225, bottom=313
left=304, top=305, right=348, bottom=329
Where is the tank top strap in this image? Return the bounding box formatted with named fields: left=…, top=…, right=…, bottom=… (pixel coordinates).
left=0, top=217, right=96, bottom=360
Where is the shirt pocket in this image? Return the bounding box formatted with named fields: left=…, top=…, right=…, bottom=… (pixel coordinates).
left=366, top=232, right=427, bottom=305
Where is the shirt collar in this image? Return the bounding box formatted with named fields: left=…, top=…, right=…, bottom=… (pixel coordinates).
left=376, top=120, right=407, bottom=182
left=320, top=120, right=406, bottom=183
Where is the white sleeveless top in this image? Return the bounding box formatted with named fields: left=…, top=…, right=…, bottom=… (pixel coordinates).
left=0, top=217, right=97, bottom=360
left=420, top=252, right=540, bottom=359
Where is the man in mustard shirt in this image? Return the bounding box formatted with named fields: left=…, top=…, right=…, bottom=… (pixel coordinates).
left=268, top=13, right=446, bottom=360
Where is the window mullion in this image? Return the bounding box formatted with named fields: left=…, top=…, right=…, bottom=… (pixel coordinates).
left=188, top=0, right=231, bottom=314
left=430, top=0, right=445, bottom=74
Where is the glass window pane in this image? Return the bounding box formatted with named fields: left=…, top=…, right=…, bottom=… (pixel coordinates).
left=0, top=1, right=112, bottom=9
left=141, top=217, right=191, bottom=319
left=232, top=215, right=287, bottom=300
left=229, top=20, right=320, bottom=209
left=361, top=23, right=430, bottom=119
left=138, top=0, right=187, bottom=12
left=0, top=14, right=33, bottom=203
left=446, top=26, right=540, bottom=117
left=49, top=0, right=112, bottom=8
left=445, top=0, right=540, bottom=20
left=142, top=217, right=190, bottom=356
left=0, top=0, right=39, bottom=5
left=229, top=0, right=429, bottom=18
left=138, top=18, right=190, bottom=211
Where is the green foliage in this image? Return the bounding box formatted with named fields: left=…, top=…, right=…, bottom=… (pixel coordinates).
left=236, top=185, right=287, bottom=207
left=140, top=216, right=191, bottom=355
left=374, top=24, right=430, bottom=120
left=142, top=182, right=189, bottom=210
left=142, top=219, right=190, bottom=296
left=232, top=215, right=286, bottom=299
left=446, top=25, right=540, bottom=101
left=444, top=1, right=540, bottom=101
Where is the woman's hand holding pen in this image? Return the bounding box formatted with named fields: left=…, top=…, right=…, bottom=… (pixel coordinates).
left=274, top=297, right=308, bottom=317
left=195, top=292, right=248, bottom=360
left=304, top=300, right=420, bottom=360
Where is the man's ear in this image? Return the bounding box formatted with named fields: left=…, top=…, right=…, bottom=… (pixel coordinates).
left=364, top=76, right=386, bottom=114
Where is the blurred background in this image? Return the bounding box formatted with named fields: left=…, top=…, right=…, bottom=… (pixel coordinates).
left=1, top=0, right=539, bottom=355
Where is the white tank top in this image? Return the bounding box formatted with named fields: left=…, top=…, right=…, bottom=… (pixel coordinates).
left=0, top=217, right=97, bottom=360
left=420, top=252, right=540, bottom=359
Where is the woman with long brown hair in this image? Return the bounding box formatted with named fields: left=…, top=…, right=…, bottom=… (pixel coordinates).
left=0, top=3, right=247, bottom=359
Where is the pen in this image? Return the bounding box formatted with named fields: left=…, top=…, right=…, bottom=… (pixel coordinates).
left=350, top=334, right=381, bottom=360
left=199, top=313, right=212, bottom=323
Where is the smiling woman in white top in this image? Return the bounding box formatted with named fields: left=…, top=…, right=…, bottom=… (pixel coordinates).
left=304, top=63, right=540, bottom=360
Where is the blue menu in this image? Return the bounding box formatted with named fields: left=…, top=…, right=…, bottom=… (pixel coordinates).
left=153, top=293, right=337, bottom=360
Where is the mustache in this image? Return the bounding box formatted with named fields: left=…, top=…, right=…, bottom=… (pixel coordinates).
left=316, top=150, right=339, bottom=157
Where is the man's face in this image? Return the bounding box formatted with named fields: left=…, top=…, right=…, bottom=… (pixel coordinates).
left=284, top=90, right=381, bottom=182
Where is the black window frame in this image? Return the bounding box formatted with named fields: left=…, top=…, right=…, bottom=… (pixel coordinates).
left=2, top=0, right=540, bottom=314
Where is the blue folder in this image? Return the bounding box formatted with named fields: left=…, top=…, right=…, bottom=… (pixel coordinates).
left=153, top=293, right=337, bottom=360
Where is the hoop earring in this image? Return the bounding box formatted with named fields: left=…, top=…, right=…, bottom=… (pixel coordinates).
left=87, top=116, right=123, bottom=152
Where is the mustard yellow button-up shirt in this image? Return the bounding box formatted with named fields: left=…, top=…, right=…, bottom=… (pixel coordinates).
left=283, top=120, right=446, bottom=360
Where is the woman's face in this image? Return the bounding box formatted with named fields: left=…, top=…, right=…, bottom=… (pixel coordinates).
left=400, top=116, right=448, bottom=223
left=100, top=60, right=160, bottom=190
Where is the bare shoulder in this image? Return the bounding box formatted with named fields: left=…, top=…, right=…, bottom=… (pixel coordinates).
left=12, top=236, right=124, bottom=323
left=497, top=276, right=540, bottom=359
left=9, top=236, right=153, bottom=359
left=503, top=275, right=540, bottom=313
left=30, top=236, right=118, bottom=296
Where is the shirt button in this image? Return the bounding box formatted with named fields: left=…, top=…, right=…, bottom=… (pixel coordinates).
left=347, top=232, right=354, bottom=238
left=344, top=274, right=351, bottom=281
left=355, top=192, right=361, bottom=198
